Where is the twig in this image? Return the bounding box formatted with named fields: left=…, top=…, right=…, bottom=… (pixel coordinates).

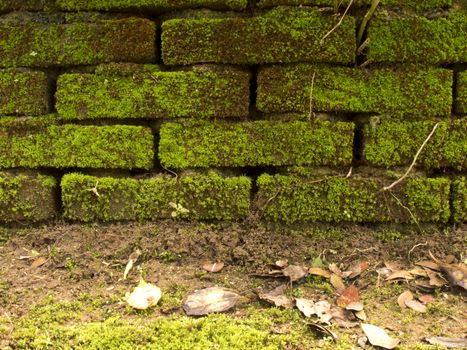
left=358, top=59, right=373, bottom=68
left=408, top=241, right=428, bottom=261
left=389, top=192, right=420, bottom=228
left=320, top=0, right=354, bottom=45
left=357, top=0, right=380, bottom=45
left=345, top=166, right=352, bottom=178
left=87, top=181, right=100, bottom=197
left=308, top=72, right=316, bottom=120
left=383, top=122, right=440, bottom=191
left=161, top=165, right=179, bottom=181
left=356, top=38, right=370, bottom=55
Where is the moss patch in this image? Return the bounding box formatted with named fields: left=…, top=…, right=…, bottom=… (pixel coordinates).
left=0, top=171, right=57, bottom=223
left=256, top=170, right=451, bottom=223
left=457, top=71, right=467, bottom=114
left=56, top=66, right=249, bottom=120
left=0, top=0, right=49, bottom=11
left=0, top=116, right=154, bottom=169
left=367, top=12, right=467, bottom=64
left=363, top=119, right=467, bottom=170
left=0, top=16, right=155, bottom=67
left=159, top=119, right=354, bottom=169
left=257, top=64, right=452, bottom=118
left=0, top=69, right=49, bottom=116
left=61, top=171, right=251, bottom=222
left=162, top=7, right=356, bottom=65
left=452, top=177, right=466, bottom=222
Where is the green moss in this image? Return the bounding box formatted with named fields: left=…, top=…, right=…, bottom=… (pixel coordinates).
left=452, top=177, right=466, bottom=222
left=56, top=0, right=248, bottom=11
left=363, top=119, right=467, bottom=170
left=56, top=66, right=249, bottom=120
left=0, top=116, right=154, bottom=169
left=61, top=171, right=251, bottom=222
left=257, top=64, right=452, bottom=118
left=0, top=0, right=49, bottom=11
left=256, top=171, right=451, bottom=223
left=159, top=119, right=354, bottom=169
left=162, top=7, right=356, bottom=65
left=0, top=70, right=49, bottom=116
left=367, top=12, right=467, bottom=64
left=0, top=171, right=57, bottom=223
left=457, top=71, right=467, bottom=114
left=0, top=16, right=155, bottom=67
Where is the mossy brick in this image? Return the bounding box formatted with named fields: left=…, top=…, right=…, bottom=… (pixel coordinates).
left=0, top=171, right=57, bottom=223
left=367, top=12, right=467, bottom=64
left=56, top=0, right=247, bottom=11
left=159, top=119, right=354, bottom=169
left=0, top=116, right=154, bottom=169
left=0, top=70, right=49, bottom=116
left=0, top=0, right=49, bottom=11
left=256, top=171, right=451, bottom=223
left=61, top=171, right=251, bottom=222
left=452, top=177, right=466, bottom=222
left=457, top=71, right=467, bottom=114
left=363, top=119, right=467, bottom=170
left=161, top=7, right=356, bottom=65
left=55, top=66, right=249, bottom=120
left=257, top=64, right=452, bottom=118
left=0, top=16, right=155, bottom=67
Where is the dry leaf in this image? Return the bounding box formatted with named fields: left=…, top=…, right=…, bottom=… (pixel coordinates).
left=31, top=256, right=47, bottom=269
left=275, top=260, right=288, bottom=268
left=416, top=260, right=441, bottom=271
left=425, top=336, right=467, bottom=348
left=309, top=267, right=331, bottom=279
left=418, top=294, right=434, bottom=304
left=337, top=285, right=359, bottom=306
left=330, top=274, right=346, bottom=294
left=397, top=290, right=413, bottom=309
left=126, top=280, right=161, bottom=310
left=405, top=299, right=427, bottom=313
left=357, top=336, right=368, bottom=348
left=414, top=279, right=436, bottom=292
left=361, top=323, right=400, bottom=349
left=183, top=286, right=239, bottom=316
left=376, top=267, right=392, bottom=278
left=331, top=308, right=359, bottom=328
left=202, top=261, right=225, bottom=273
left=329, top=263, right=344, bottom=277
left=409, top=267, right=429, bottom=277
left=296, top=298, right=316, bottom=317
left=283, top=265, right=308, bottom=282
left=259, top=285, right=294, bottom=308
left=346, top=262, right=369, bottom=279
left=308, top=322, right=338, bottom=340
left=314, top=300, right=332, bottom=324
left=444, top=255, right=457, bottom=264
left=346, top=301, right=364, bottom=312
left=355, top=309, right=367, bottom=321
left=384, top=261, right=401, bottom=272
left=440, top=263, right=467, bottom=290
left=386, top=270, right=413, bottom=281
left=427, top=271, right=447, bottom=287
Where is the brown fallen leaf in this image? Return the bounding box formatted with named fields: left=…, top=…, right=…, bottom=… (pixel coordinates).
left=405, top=299, right=427, bottom=313
left=384, top=261, right=401, bottom=272
left=440, top=263, right=467, bottom=290
left=275, top=260, right=288, bottom=268
left=345, top=261, right=369, bottom=279
left=337, top=285, right=359, bottom=307
left=31, top=256, right=47, bottom=269
left=331, top=308, right=359, bottom=328
left=295, top=298, right=316, bottom=317
left=283, top=265, right=308, bottom=282
left=309, top=267, right=331, bottom=279
left=427, top=271, right=448, bottom=287
left=414, top=279, right=436, bottom=292
left=409, top=267, right=429, bottom=277
left=361, top=323, right=400, bottom=349
left=397, top=290, right=413, bottom=309
left=314, top=300, right=333, bottom=324
left=330, top=274, right=346, bottom=294
left=328, top=263, right=344, bottom=277
left=346, top=301, right=364, bottom=312
left=259, top=284, right=294, bottom=308
left=425, top=336, right=467, bottom=348
left=183, top=286, right=239, bottom=316
left=202, top=261, right=225, bottom=273
left=355, top=309, right=367, bottom=321
left=386, top=270, right=413, bottom=281
left=418, top=294, right=434, bottom=304
left=308, top=322, right=338, bottom=340
left=416, top=260, right=441, bottom=271
left=444, top=255, right=457, bottom=264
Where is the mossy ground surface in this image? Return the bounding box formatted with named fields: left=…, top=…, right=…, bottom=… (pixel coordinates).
left=0, top=222, right=465, bottom=349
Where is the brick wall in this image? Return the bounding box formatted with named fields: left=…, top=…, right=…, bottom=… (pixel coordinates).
left=0, top=0, right=465, bottom=224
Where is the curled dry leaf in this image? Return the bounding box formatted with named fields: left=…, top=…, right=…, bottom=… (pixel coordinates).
left=337, top=285, right=359, bottom=306
left=409, top=267, right=429, bottom=277
left=355, top=309, right=367, bottom=321
left=346, top=301, right=364, bottom=312
left=31, top=256, right=47, bottom=269
left=418, top=294, right=434, bottom=304
left=361, top=323, right=400, bottom=349
left=308, top=322, right=338, bottom=340
left=397, top=290, right=413, bottom=309
left=330, top=274, right=346, bottom=294
left=296, top=298, right=315, bottom=317
left=259, top=284, right=294, bottom=308
left=425, top=336, right=467, bottom=348
left=183, top=286, right=239, bottom=316
left=202, top=261, right=225, bottom=273
left=427, top=271, right=447, bottom=287
left=275, top=260, right=288, bottom=268
left=386, top=270, right=414, bottom=281
left=440, top=263, right=467, bottom=290
left=283, top=265, right=308, bottom=282
left=416, top=260, right=440, bottom=271
left=126, top=280, right=161, bottom=310
left=309, top=267, right=331, bottom=279
left=404, top=299, right=427, bottom=313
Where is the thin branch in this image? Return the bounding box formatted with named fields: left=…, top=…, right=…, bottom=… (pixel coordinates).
left=320, top=0, right=354, bottom=45
left=408, top=241, right=428, bottom=261
left=383, top=122, right=440, bottom=191
left=357, top=0, right=380, bottom=45
left=308, top=72, right=316, bottom=120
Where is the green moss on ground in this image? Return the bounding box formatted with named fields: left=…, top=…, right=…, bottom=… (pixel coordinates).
left=56, top=0, right=247, bottom=11
left=367, top=12, right=467, bottom=64
left=61, top=171, right=251, bottom=222
left=56, top=66, right=249, bottom=119
left=0, top=171, right=57, bottom=223
left=363, top=119, right=467, bottom=170
left=159, top=119, right=354, bottom=169
left=452, top=177, right=466, bottom=222
left=257, top=64, right=452, bottom=118
left=0, top=70, right=49, bottom=115
left=0, top=116, right=154, bottom=169
left=457, top=71, right=467, bottom=114
left=256, top=170, right=451, bottom=223
left=162, top=7, right=356, bottom=65
left=0, top=16, right=155, bottom=67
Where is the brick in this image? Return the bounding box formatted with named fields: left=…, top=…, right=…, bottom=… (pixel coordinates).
left=0, top=116, right=154, bottom=169
left=0, top=0, right=48, bottom=11
left=61, top=171, right=251, bottom=222
left=256, top=169, right=451, bottom=223
left=452, top=177, right=466, bottom=222
left=55, top=65, right=249, bottom=120
left=0, top=171, right=57, bottom=223
left=363, top=119, right=467, bottom=170
left=56, top=0, right=247, bottom=11
left=162, top=7, right=356, bottom=65
left=159, top=119, right=354, bottom=169
left=0, top=69, right=49, bottom=116
left=367, top=12, right=467, bottom=64
left=0, top=15, right=155, bottom=67
left=457, top=71, right=467, bottom=114
left=257, top=64, right=452, bottom=118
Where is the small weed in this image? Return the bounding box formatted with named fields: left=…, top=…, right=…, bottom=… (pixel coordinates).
left=157, top=250, right=178, bottom=263
left=376, top=230, right=403, bottom=243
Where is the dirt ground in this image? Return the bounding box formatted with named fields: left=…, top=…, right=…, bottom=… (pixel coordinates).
left=0, top=220, right=466, bottom=349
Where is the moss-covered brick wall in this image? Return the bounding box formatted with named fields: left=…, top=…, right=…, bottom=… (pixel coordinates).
left=0, top=171, right=57, bottom=223
left=257, top=64, right=452, bottom=118
left=0, top=70, right=49, bottom=115
left=55, top=66, right=250, bottom=119
left=0, top=0, right=465, bottom=225
left=162, top=7, right=356, bottom=65
left=61, top=171, right=251, bottom=221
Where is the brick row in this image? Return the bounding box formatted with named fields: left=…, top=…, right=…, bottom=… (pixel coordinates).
left=452, top=177, right=466, bottom=222
left=457, top=71, right=467, bottom=114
